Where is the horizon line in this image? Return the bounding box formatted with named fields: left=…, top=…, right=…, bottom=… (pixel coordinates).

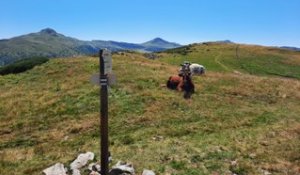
left=1, top=28, right=300, bottom=49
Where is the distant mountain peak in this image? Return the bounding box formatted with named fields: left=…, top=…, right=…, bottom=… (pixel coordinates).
left=280, top=46, right=300, bottom=51
left=221, top=40, right=233, bottom=43
left=152, top=37, right=166, bottom=42
left=40, top=28, right=58, bottom=35
left=215, top=40, right=234, bottom=44
left=143, top=37, right=180, bottom=45
left=140, top=37, right=181, bottom=52
left=147, top=37, right=168, bottom=44
left=0, top=29, right=181, bottom=65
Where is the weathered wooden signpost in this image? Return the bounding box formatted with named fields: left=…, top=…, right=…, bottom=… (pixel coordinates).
left=99, top=49, right=112, bottom=175
left=90, top=49, right=115, bottom=175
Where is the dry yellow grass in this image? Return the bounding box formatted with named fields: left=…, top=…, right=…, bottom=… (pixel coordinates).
left=0, top=49, right=300, bottom=174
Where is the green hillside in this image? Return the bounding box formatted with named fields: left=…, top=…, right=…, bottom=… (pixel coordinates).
left=0, top=28, right=85, bottom=65
left=0, top=47, right=300, bottom=174
left=0, top=28, right=181, bottom=65
left=159, top=42, right=300, bottom=79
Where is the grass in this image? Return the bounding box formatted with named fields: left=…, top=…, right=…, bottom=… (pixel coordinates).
left=0, top=47, right=300, bottom=175
left=159, top=43, right=300, bottom=79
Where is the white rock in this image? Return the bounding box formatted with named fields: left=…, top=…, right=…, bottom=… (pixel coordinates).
left=249, top=153, right=256, bottom=159
left=230, top=160, right=237, bottom=166
left=72, top=169, right=81, bottom=175
left=63, top=136, right=69, bottom=141
left=262, top=170, right=272, bottom=175
left=88, top=163, right=96, bottom=171
left=70, top=152, right=95, bottom=169
left=43, top=163, right=67, bottom=175
left=70, top=152, right=95, bottom=175
left=88, top=163, right=101, bottom=172
left=142, top=169, right=155, bottom=175
left=90, top=171, right=101, bottom=175
left=152, top=135, right=164, bottom=141
left=112, top=161, right=135, bottom=174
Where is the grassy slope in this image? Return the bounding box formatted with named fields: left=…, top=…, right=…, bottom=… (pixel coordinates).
left=0, top=48, right=300, bottom=174
left=0, top=33, right=82, bottom=65
left=159, top=43, right=300, bottom=79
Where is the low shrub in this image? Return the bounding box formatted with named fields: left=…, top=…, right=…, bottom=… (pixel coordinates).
left=0, top=57, right=49, bottom=75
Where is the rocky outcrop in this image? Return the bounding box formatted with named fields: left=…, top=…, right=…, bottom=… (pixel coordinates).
left=110, top=161, right=135, bottom=175
left=70, top=152, right=95, bottom=175
left=43, top=163, right=67, bottom=175
left=43, top=152, right=155, bottom=175
left=142, top=169, right=155, bottom=175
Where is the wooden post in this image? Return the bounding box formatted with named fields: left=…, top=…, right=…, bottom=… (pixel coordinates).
left=99, top=49, right=109, bottom=175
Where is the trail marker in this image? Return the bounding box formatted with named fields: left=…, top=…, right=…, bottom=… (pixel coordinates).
left=102, top=49, right=112, bottom=75
left=89, top=49, right=116, bottom=175
left=99, top=49, right=110, bottom=175
left=90, top=73, right=117, bottom=86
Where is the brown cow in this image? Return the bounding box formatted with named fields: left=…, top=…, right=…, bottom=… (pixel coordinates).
left=166, top=74, right=195, bottom=99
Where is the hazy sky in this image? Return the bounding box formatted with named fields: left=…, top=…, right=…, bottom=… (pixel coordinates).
left=1, top=0, right=299, bottom=47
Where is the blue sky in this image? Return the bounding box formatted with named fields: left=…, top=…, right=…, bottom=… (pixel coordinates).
left=0, top=0, right=299, bottom=47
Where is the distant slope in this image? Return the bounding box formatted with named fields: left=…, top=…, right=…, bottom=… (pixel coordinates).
left=280, top=46, right=300, bottom=51
left=0, top=28, right=94, bottom=65
left=0, top=28, right=181, bottom=65
left=159, top=42, right=300, bottom=79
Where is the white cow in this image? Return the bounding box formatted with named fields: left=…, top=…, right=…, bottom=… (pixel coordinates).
left=178, top=62, right=206, bottom=76
left=189, top=63, right=205, bottom=76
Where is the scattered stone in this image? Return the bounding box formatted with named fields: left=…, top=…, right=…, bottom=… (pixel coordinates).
left=109, top=152, right=113, bottom=163
left=249, top=153, right=257, bottom=159
left=88, top=163, right=95, bottom=171
left=43, top=152, right=155, bottom=175
left=90, top=171, right=101, bottom=175
left=72, top=169, right=81, bottom=175
left=111, top=161, right=135, bottom=175
left=152, top=135, right=164, bottom=141
left=262, top=169, right=272, bottom=175
left=63, top=136, right=69, bottom=141
left=282, top=94, right=287, bottom=99
left=43, top=163, right=67, bottom=175
left=233, top=70, right=242, bottom=75
left=230, top=160, right=237, bottom=166
left=70, top=152, right=95, bottom=175
left=142, top=169, right=155, bottom=175
left=109, top=168, right=132, bottom=175
left=88, top=163, right=101, bottom=172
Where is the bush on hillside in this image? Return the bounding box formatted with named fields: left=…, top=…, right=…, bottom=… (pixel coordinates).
left=160, top=45, right=193, bottom=55
left=0, top=57, right=49, bottom=75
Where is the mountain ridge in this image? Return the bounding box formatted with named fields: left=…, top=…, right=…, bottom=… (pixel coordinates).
left=0, top=28, right=181, bottom=65
left=1, top=28, right=300, bottom=66
left=280, top=46, right=300, bottom=51
left=141, top=37, right=181, bottom=52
